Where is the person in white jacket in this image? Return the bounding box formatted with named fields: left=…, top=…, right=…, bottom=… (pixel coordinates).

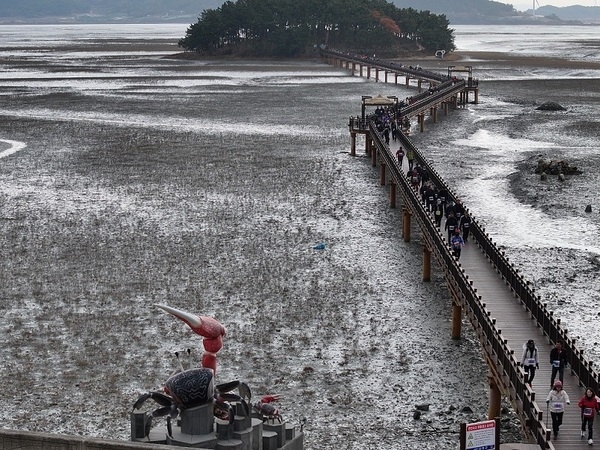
left=521, top=339, right=539, bottom=385
left=546, top=380, right=570, bottom=439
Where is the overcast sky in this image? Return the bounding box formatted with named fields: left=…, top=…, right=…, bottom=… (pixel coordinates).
left=511, top=0, right=598, bottom=10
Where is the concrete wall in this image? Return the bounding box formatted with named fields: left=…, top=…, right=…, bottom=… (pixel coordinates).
left=0, top=428, right=303, bottom=450
left=0, top=429, right=182, bottom=450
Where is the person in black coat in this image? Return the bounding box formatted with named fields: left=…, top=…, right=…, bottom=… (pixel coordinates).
left=438, top=188, right=448, bottom=215
left=445, top=213, right=458, bottom=242
left=425, top=185, right=436, bottom=212
left=445, top=200, right=456, bottom=219
left=550, top=340, right=568, bottom=388
left=460, top=213, right=472, bottom=242
left=454, top=199, right=465, bottom=221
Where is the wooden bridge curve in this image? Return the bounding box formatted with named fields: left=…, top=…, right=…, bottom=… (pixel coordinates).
left=323, top=50, right=600, bottom=449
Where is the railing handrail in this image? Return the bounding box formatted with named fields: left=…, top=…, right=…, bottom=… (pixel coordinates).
left=319, top=48, right=449, bottom=83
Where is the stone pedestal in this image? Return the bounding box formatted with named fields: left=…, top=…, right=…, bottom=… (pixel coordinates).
left=167, top=428, right=218, bottom=448
left=263, top=422, right=285, bottom=448
left=181, top=404, right=214, bottom=435
left=130, top=399, right=303, bottom=450
left=261, top=431, right=278, bottom=450
left=250, top=418, right=263, bottom=450
left=232, top=427, right=252, bottom=450
left=216, top=419, right=233, bottom=441
left=130, top=411, right=147, bottom=440
left=215, top=439, right=243, bottom=450
left=284, top=423, right=295, bottom=442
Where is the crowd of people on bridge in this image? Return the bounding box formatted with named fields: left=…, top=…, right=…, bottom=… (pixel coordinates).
left=366, top=60, right=598, bottom=448
left=390, top=140, right=473, bottom=259
left=373, top=89, right=600, bottom=447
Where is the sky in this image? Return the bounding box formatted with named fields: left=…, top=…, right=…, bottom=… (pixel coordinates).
left=510, top=0, right=598, bottom=11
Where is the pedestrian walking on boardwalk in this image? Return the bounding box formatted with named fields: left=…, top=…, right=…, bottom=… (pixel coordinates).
left=460, top=213, right=472, bottom=242
left=434, top=204, right=443, bottom=228
left=546, top=380, right=570, bottom=439
left=445, top=212, right=458, bottom=243
left=550, top=340, right=568, bottom=388
left=521, top=339, right=539, bottom=385
left=396, top=146, right=405, bottom=166
left=578, top=387, right=599, bottom=445
left=450, top=228, right=464, bottom=260
left=406, top=147, right=415, bottom=170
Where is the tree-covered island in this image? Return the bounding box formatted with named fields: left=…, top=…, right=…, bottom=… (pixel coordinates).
left=178, top=0, right=455, bottom=58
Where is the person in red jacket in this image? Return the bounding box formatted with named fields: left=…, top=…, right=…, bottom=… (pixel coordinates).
left=578, top=387, right=599, bottom=445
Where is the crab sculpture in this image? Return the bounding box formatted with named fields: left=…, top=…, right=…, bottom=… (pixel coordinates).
left=132, top=305, right=251, bottom=438
left=253, top=394, right=284, bottom=423
left=132, top=367, right=251, bottom=437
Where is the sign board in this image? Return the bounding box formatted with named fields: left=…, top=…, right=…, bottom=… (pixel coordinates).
left=464, top=420, right=496, bottom=450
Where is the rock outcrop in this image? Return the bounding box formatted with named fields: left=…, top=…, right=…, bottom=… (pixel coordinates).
left=535, top=159, right=582, bottom=176
left=536, top=102, right=567, bottom=111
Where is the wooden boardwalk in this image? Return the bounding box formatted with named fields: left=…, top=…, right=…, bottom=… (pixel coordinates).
left=458, top=234, right=597, bottom=449
left=398, top=153, right=598, bottom=449
left=333, top=47, right=600, bottom=448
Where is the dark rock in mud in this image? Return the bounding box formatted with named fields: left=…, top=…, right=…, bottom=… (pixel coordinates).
left=536, top=101, right=567, bottom=111
left=416, top=404, right=430, bottom=411
left=585, top=205, right=592, bottom=213
left=535, top=159, right=583, bottom=176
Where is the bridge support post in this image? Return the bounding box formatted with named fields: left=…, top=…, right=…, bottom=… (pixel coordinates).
left=405, top=76, right=410, bottom=87
left=380, top=162, right=386, bottom=185
left=488, top=377, right=502, bottom=420
left=443, top=101, right=449, bottom=115
left=365, top=137, right=371, bottom=156
left=367, top=66, right=371, bottom=79
left=422, top=246, right=431, bottom=282
left=418, top=79, right=422, bottom=92
left=390, top=181, right=396, bottom=208
left=402, top=208, right=411, bottom=242
left=451, top=302, right=462, bottom=339
left=350, top=132, right=356, bottom=156
left=384, top=71, right=388, bottom=83
left=360, top=65, right=363, bottom=77
left=371, top=146, right=377, bottom=167
left=375, top=68, right=379, bottom=82
left=418, top=114, right=425, bottom=133
left=431, top=107, right=438, bottom=123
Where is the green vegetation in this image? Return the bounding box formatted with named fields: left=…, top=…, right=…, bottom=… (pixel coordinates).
left=178, top=0, right=455, bottom=57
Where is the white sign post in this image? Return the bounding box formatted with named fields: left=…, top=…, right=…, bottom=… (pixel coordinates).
left=460, top=419, right=498, bottom=450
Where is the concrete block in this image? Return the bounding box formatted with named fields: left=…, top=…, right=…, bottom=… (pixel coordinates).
left=232, top=427, right=252, bottom=450
left=284, top=424, right=295, bottom=442
left=181, top=404, right=214, bottom=435
left=234, top=409, right=252, bottom=431
left=130, top=411, right=148, bottom=440
left=251, top=418, right=263, bottom=450
left=263, top=422, right=285, bottom=448
left=216, top=419, right=233, bottom=440
left=261, top=431, right=278, bottom=450
left=281, top=433, right=303, bottom=450
left=215, top=439, right=243, bottom=450
left=167, top=428, right=217, bottom=448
